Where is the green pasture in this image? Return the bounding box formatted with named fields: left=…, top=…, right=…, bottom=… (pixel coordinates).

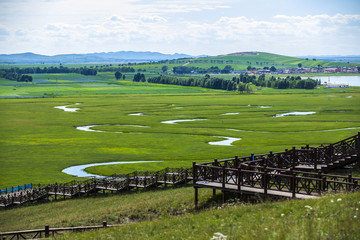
left=133, top=52, right=358, bottom=71
left=0, top=186, right=358, bottom=239
left=0, top=77, right=215, bottom=97
left=0, top=86, right=360, bottom=187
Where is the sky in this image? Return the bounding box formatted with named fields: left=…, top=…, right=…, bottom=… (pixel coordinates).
left=0, top=0, right=360, bottom=56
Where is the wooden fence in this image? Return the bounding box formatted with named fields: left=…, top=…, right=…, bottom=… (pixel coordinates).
left=0, top=168, right=192, bottom=208
left=0, top=221, right=111, bottom=240
left=193, top=132, right=360, bottom=206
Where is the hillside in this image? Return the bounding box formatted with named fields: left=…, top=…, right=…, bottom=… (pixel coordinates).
left=163, top=52, right=358, bottom=70
left=0, top=187, right=359, bottom=239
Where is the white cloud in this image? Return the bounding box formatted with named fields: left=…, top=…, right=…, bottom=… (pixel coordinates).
left=0, top=0, right=359, bottom=56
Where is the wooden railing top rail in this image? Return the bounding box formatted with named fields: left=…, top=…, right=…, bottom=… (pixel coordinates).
left=0, top=222, right=113, bottom=239
left=195, top=163, right=360, bottom=179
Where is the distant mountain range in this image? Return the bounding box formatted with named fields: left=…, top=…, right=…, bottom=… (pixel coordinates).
left=0, top=51, right=197, bottom=64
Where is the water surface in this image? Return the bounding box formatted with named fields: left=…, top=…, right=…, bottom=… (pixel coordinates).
left=161, top=119, right=207, bottom=124
left=62, top=161, right=161, bottom=178
left=208, top=136, right=242, bottom=146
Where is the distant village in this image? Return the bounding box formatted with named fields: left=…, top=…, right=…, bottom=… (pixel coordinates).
left=232, top=66, right=360, bottom=75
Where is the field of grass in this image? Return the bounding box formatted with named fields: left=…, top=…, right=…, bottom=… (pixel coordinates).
left=133, top=52, right=359, bottom=71
left=0, top=84, right=359, bottom=186
left=1, top=69, right=360, bottom=239
left=0, top=185, right=359, bottom=239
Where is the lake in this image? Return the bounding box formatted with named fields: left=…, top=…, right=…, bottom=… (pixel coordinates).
left=309, top=76, right=360, bottom=86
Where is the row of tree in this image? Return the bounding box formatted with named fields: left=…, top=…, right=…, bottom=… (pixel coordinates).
left=231, top=73, right=320, bottom=89
left=145, top=73, right=319, bottom=91
left=3, top=65, right=137, bottom=75
left=0, top=69, right=33, bottom=82
left=172, top=65, right=234, bottom=74
left=147, top=75, right=237, bottom=91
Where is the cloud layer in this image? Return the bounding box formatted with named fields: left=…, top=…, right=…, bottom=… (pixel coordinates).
left=0, top=0, right=359, bottom=55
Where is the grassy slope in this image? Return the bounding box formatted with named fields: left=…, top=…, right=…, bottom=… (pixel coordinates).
left=0, top=186, right=359, bottom=239
left=134, top=52, right=359, bottom=71
left=1, top=52, right=358, bottom=73
left=60, top=191, right=360, bottom=240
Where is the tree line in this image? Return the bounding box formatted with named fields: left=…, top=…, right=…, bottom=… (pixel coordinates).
left=232, top=73, right=320, bottom=89
left=172, top=65, right=234, bottom=74
left=1, top=65, right=137, bottom=76
left=143, top=73, right=319, bottom=92
left=147, top=75, right=237, bottom=91
left=0, top=69, right=33, bottom=82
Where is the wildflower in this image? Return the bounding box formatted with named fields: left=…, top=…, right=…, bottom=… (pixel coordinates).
left=262, top=217, right=265, bottom=220
left=264, top=228, right=268, bottom=231
left=354, top=216, right=357, bottom=219
left=281, top=213, right=285, bottom=217
left=337, top=198, right=342, bottom=202
left=304, top=205, right=313, bottom=210
left=330, top=199, right=334, bottom=203
left=211, top=232, right=227, bottom=240
left=356, top=208, right=358, bottom=211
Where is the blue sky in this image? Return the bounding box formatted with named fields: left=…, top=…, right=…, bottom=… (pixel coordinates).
left=0, top=0, right=359, bottom=56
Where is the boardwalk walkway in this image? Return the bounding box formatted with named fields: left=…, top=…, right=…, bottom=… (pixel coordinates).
left=0, top=168, right=192, bottom=207
left=193, top=133, right=360, bottom=206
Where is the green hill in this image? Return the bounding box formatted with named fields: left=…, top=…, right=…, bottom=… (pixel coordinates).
left=161, top=52, right=358, bottom=71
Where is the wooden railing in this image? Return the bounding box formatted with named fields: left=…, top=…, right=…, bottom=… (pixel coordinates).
left=0, top=221, right=111, bottom=240
left=193, top=132, right=360, bottom=206
left=0, top=168, right=193, bottom=208
left=197, top=132, right=360, bottom=170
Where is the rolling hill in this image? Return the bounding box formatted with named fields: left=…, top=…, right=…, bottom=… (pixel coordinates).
left=173, top=52, right=359, bottom=70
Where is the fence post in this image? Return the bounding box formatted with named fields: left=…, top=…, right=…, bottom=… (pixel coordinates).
left=103, top=221, right=107, bottom=228
left=290, top=168, right=295, bottom=198
left=329, top=144, right=334, bottom=160
left=234, top=156, right=239, bottom=168
left=263, top=167, right=267, bottom=195
left=237, top=166, right=242, bottom=192
left=45, top=225, right=50, bottom=238
left=314, top=148, right=318, bottom=170
left=193, top=162, right=198, bottom=208
left=267, top=151, right=272, bottom=167
left=164, top=168, right=168, bottom=187
left=322, top=176, right=327, bottom=191
left=144, top=172, right=147, bottom=188
left=317, top=171, right=322, bottom=195
left=292, top=147, right=296, bottom=168
left=222, top=166, right=226, bottom=189
left=192, top=162, right=197, bottom=185
left=348, top=174, right=352, bottom=192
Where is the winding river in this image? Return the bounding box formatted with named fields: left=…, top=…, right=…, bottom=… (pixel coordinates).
left=62, top=161, right=161, bottom=178
left=54, top=103, right=82, bottom=112
left=208, top=136, right=242, bottom=146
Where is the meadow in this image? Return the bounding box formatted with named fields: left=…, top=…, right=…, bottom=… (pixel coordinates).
left=1, top=71, right=360, bottom=239
left=0, top=74, right=359, bottom=186
left=0, top=186, right=359, bottom=239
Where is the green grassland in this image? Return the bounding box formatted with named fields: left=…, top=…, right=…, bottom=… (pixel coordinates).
left=1, top=68, right=360, bottom=239
left=1, top=52, right=359, bottom=74
left=134, top=52, right=359, bottom=71
left=0, top=186, right=359, bottom=239
left=0, top=82, right=359, bottom=186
